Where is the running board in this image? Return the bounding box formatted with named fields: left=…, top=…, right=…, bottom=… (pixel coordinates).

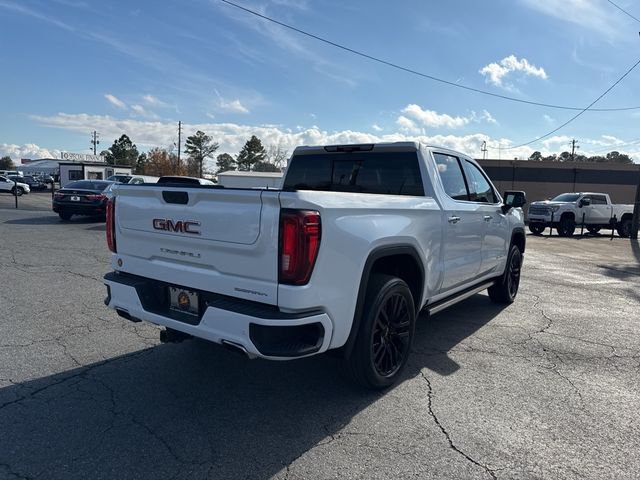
left=426, top=281, right=495, bottom=316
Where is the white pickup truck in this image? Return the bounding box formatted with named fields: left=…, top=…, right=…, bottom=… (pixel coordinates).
left=103, top=142, right=526, bottom=388
left=527, top=192, right=634, bottom=238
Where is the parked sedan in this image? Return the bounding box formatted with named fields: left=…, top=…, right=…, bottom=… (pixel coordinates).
left=52, top=180, right=114, bottom=220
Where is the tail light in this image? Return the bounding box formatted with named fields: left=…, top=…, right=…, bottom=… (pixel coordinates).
left=86, top=194, right=107, bottom=201
left=279, top=209, right=321, bottom=285
left=106, top=198, right=117, bottom=253
left=54, top=192, right=64, bottom=200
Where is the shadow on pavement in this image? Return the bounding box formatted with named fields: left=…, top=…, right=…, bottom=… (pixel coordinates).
left=4, top=215, right=104, bottom=226
left=0, top=293, right=504, bottom=480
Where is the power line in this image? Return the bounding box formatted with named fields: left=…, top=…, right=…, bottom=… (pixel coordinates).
left=219, top=0, right=640, bottom=112
left=606, top=0, right=640, bottom=24
left=496, top=57, right=640, bottom=150
left=585, top=137, right=640, bottom=154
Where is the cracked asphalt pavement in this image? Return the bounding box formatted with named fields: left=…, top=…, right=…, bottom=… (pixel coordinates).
left=1, top=208, right=639, bottom=480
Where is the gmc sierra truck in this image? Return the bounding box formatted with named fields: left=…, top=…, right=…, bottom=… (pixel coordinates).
left=528, top=192, right=634, bottom=237
left=103, top=142, right=526, bottom=388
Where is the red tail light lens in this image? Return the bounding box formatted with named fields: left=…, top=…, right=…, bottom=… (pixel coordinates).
left=54, top=193, right=64, bottom=200
left=86, top=194, right=107, bottom=201
left=279, top=209, right=321, bottom=285
left=106, top=198, right=117, bottom=253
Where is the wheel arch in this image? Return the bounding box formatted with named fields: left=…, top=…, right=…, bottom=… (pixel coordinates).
left=342, top=245, right=425, bottom=358
left=511, top=227, right=526, bottom=253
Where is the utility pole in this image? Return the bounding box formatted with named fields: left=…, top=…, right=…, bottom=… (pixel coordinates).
left=177, top=121, right=182, bottom=173
left=570, top=139, right=579, bottom=162
left=481, top=141, right=488, bottom=161
left=90, top=131, right=100, bottom=155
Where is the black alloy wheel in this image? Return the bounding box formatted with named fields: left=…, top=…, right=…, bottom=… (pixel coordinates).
left=529, top=224, right=545, bottom=235
left=371, top=291, right=412, bottom=377
left=557, top=217, right=575, bottom=237
left=617, top=219, right=632, bottom=238
left=346, top=274, right=416, bottom=389
left=488, top=244, right=522, bottom=304
left=507, top=249, right=522, bottom=299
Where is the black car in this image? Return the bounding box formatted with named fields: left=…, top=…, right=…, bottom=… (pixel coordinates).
left=8, top=175, right=47, bottom=191
left=53, top=180, right=114, bottom=220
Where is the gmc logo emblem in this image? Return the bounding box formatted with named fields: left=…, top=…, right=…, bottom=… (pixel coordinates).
left=152, top=218, right=201, bottom=235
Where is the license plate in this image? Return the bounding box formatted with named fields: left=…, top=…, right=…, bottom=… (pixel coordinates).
left=71, top=195, right=80, bottom=202
left=169, top=287, right=199, bottom=316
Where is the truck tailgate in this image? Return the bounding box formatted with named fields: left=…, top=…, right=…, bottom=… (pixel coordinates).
left=113, top=186, right=281, bottom=304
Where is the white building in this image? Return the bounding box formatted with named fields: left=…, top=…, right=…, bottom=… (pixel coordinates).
left=216, top=171, right=283, bottom=189
left=59, top=162, right=132, bottom=187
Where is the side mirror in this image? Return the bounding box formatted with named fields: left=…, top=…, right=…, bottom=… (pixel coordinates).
left=502, top=190, right=527, bottom=213
left=579, top=198, right=591, bottom=207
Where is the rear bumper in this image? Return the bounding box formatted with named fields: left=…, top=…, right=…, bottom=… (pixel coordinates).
left=103, top=272, right=333, bottom=360
left=53, top=201, right=107, bottom=215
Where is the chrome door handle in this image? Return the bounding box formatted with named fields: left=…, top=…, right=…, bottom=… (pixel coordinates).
left=483, top=215, right=492, bottom=222
left=448, top=216, right=461, bottom=224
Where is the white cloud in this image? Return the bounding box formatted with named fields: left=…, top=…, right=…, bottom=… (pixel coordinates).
left=400, top=105, right=497, bottom=129
left=130, top=104, right=159, bottom=119
left=104, top=94, right=126, bottom=109
left=519, top=0, right=624, bottom=39
left=401, top=105, right=469, bottom=129
left=28, top=112, right=522, bottom=159
left=396, top=116, right=422, bottom=134
left=543, top=114, right=555, bottom=124
left=541, top=135, right=572, bottom=150
left=372, top=124, right=383, bottom=132
left=206, top=112, right=216, bottom=120
left=478, top=110, right=498, bottom=125
left=214, top=90, right=250, bottom=114
left=600, top=135, right=624, bottom=145
left=0, top=143, right=61, bottom=161
left=479, top=55, right=547, bottom=88
left=142, top=94, right=169, bottom=107
left=28, top=112, right=639, bottom=163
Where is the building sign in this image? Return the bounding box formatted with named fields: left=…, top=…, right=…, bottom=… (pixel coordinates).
left=60, top=152, right=105, bottom=163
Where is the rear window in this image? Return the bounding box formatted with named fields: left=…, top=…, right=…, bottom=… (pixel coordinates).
left=65, top=181, right=112, bottom=191
left=282, top=152, right=424, bottom=196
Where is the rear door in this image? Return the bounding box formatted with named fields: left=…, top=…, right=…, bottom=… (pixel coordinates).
left=114, top=185, right=281, bottom=305
left=461, top=159, right=508, bottom=277
left=432, top=152, right=483, bottom=291
left=583, top=194, right=611, bottom=224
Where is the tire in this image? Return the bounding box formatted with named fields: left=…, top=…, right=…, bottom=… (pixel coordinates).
left=617, top=219, right=632, bottom=238
left=11, top=187, right=24, bottom=196
left=528, top=224, right=545, bottom=235
left=59, top=212, right=72, bottom=221
left=586, top=226, right=601, bottom=235
left=488, top=244, right=522, bottom=304
left=557, top=216, right=575, bottom=237
left=345, top=274, right=416, bottom=389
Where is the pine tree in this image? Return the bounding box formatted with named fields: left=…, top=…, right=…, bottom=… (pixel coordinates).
left=236, top=135, right=267, bottom=171
left=184, top=130, right=219, bottom=177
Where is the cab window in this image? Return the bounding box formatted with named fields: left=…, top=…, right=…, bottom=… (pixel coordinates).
left=462, top=160, right=498, bottom=203
left=433, top=153, right=469, bottom=201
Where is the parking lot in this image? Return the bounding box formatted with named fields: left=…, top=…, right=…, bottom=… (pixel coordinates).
left=1, top=203, right=639, bottom=480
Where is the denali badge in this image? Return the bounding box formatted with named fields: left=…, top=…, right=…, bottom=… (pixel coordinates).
left=153, top=218, right=201, bottom=235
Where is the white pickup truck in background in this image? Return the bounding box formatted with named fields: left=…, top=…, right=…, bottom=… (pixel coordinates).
left=103, top=142, right=526, bottom=388
left=527, top=192, right=634, bottom=237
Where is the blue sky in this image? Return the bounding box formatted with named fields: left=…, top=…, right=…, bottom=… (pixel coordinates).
left=1, top=0, right=640, bottom=164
